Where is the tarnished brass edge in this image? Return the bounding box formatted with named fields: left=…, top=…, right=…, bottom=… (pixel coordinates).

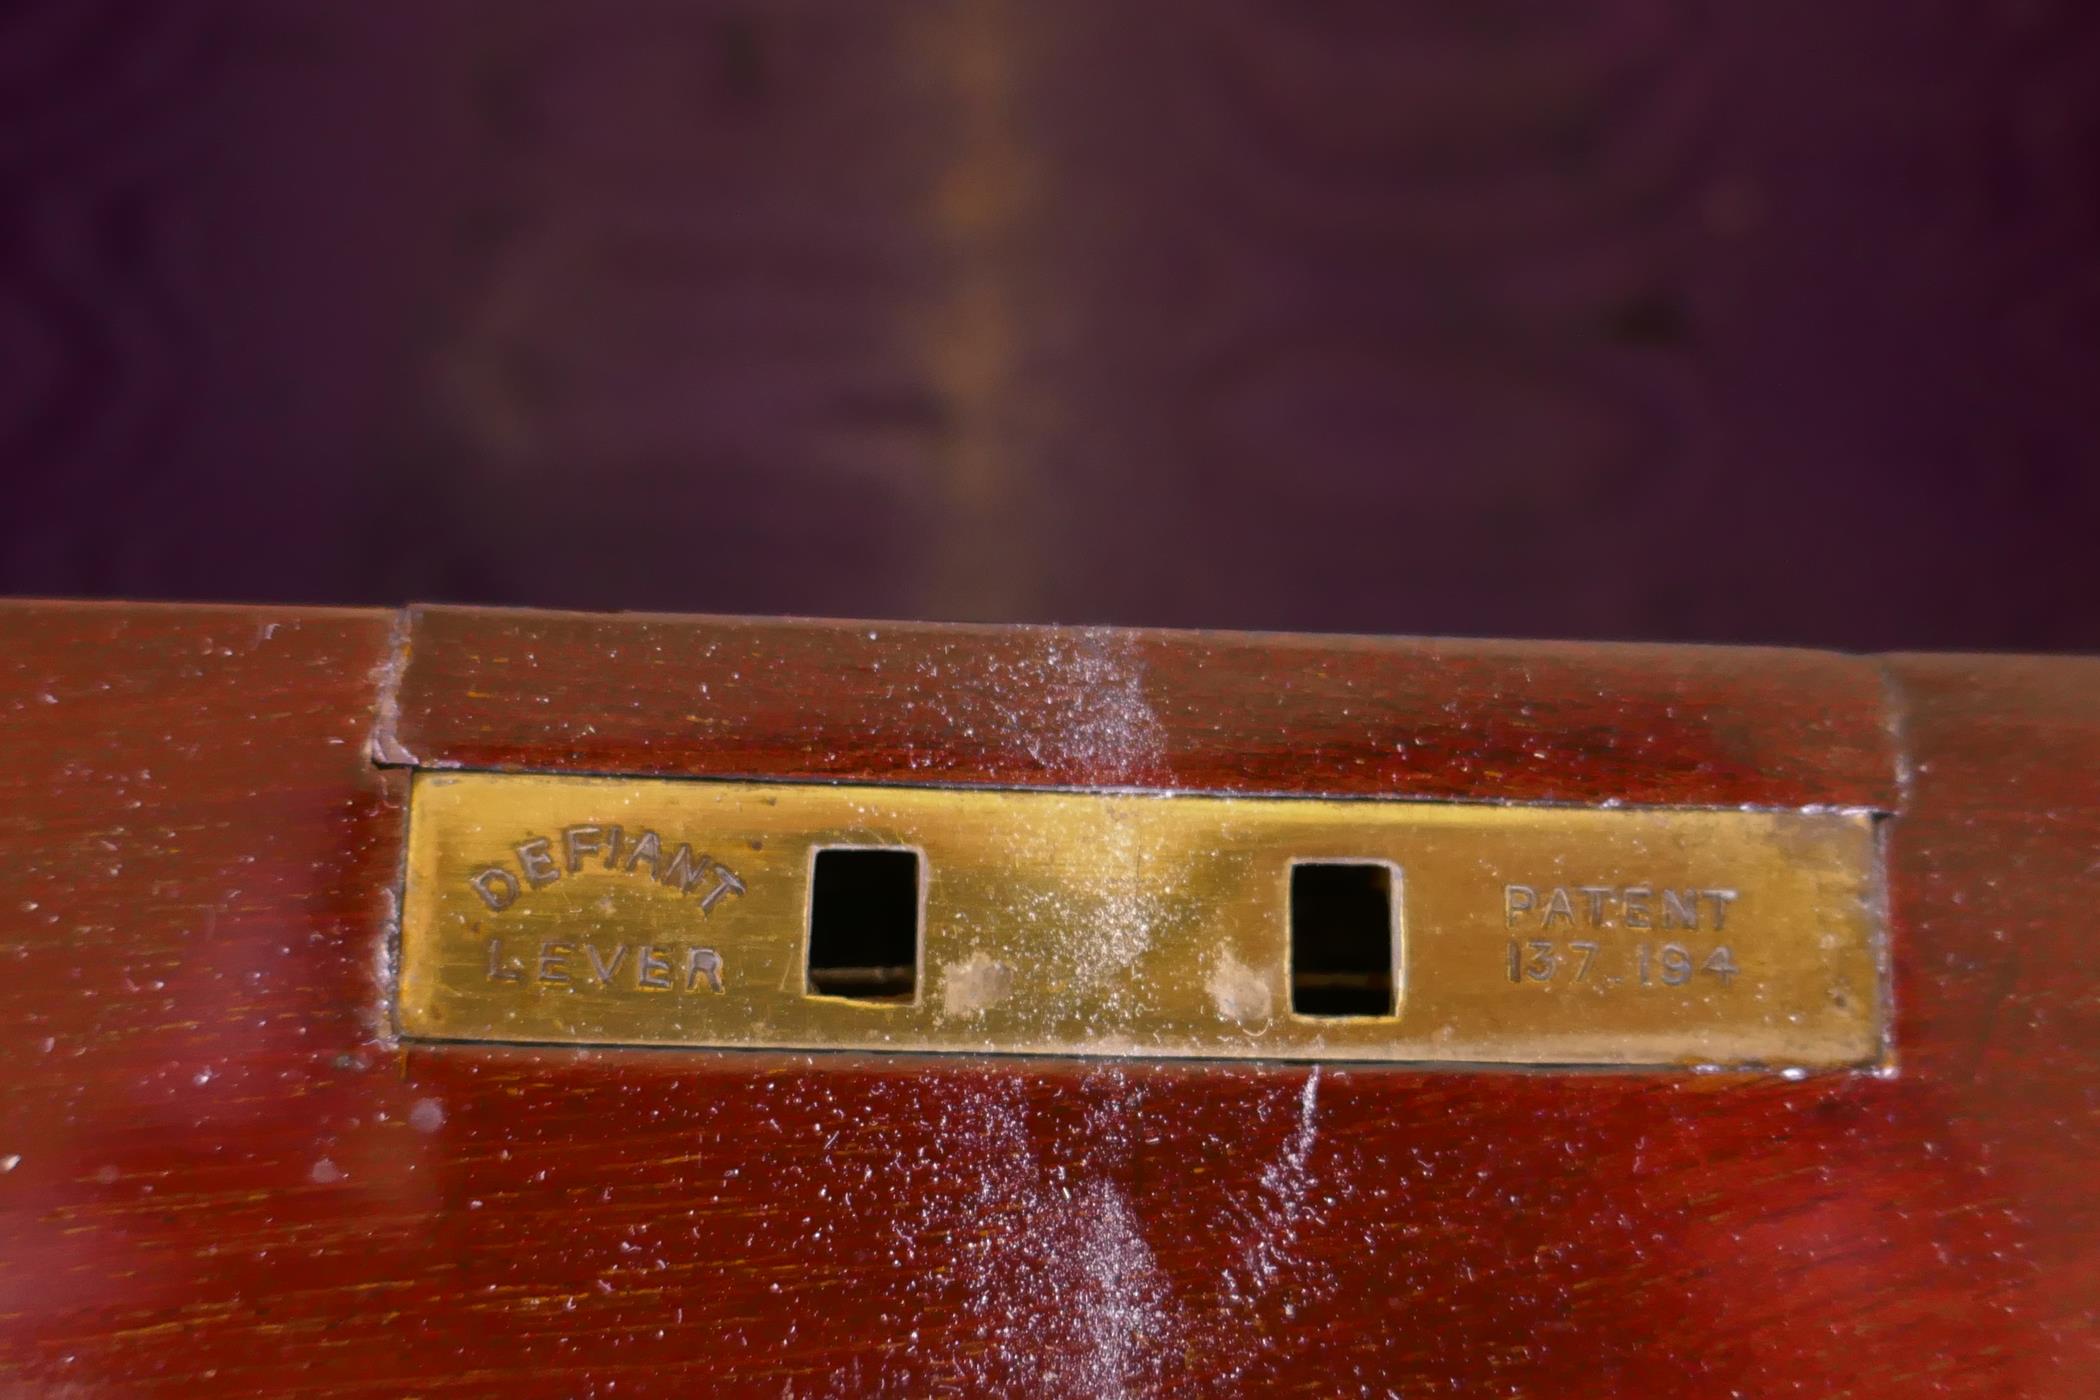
left=1868, top=810, right=1898, bottom=1075
left=381, top=758, right=1898, bottom=817
left=390, top=1034, right=1887, bottom=1077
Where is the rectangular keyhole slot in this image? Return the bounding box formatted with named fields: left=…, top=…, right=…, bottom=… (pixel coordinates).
left=1290, top=861, right=1397, bottom=1017
left=807, top=847, right=921, bottom=1002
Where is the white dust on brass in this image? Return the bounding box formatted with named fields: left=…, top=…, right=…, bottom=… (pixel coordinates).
left=928, top=628, right=1172, bottom=1035
left=989, top=803, right=1159, bottom=1016
left=941, top=951, right=1015, bottom=1016
left=1206, top=949, right=1273, bottom=1024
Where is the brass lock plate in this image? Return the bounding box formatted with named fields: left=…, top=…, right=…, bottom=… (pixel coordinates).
left=396, top=772, right=1885, bottom=1068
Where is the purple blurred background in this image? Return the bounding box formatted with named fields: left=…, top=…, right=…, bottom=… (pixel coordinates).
left=3, top=2, right=2096, bottom=650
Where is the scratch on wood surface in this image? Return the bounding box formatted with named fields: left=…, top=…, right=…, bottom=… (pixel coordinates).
left=369, top=608, right=418, bottom=766
left=1877, top=657, right=1917, bottom=812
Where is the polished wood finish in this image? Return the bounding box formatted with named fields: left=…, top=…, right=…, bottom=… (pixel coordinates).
left=3, top=601, right=2095, bottom=1396
left=393, top=605, right=1898, bottom=807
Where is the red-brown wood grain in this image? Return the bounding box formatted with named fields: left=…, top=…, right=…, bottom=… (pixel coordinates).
left=392, top=605, right=1900, bottom=809
left=2, top=601, right=2095, bottom=1396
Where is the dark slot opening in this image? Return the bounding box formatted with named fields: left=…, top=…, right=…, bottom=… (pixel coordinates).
left=1289, top=862, right=1396, bottom=1017
left=807, top=847, right=920, bottom=1002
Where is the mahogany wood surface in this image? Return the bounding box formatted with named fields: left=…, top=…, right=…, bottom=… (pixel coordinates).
left=392, top=605, right=1899, bottom=808
left=2, top=600, right=2095, bottom=1397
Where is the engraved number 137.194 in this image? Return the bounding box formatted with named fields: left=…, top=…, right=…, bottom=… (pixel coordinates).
left=1506, top=939, right=1738, bottom=987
